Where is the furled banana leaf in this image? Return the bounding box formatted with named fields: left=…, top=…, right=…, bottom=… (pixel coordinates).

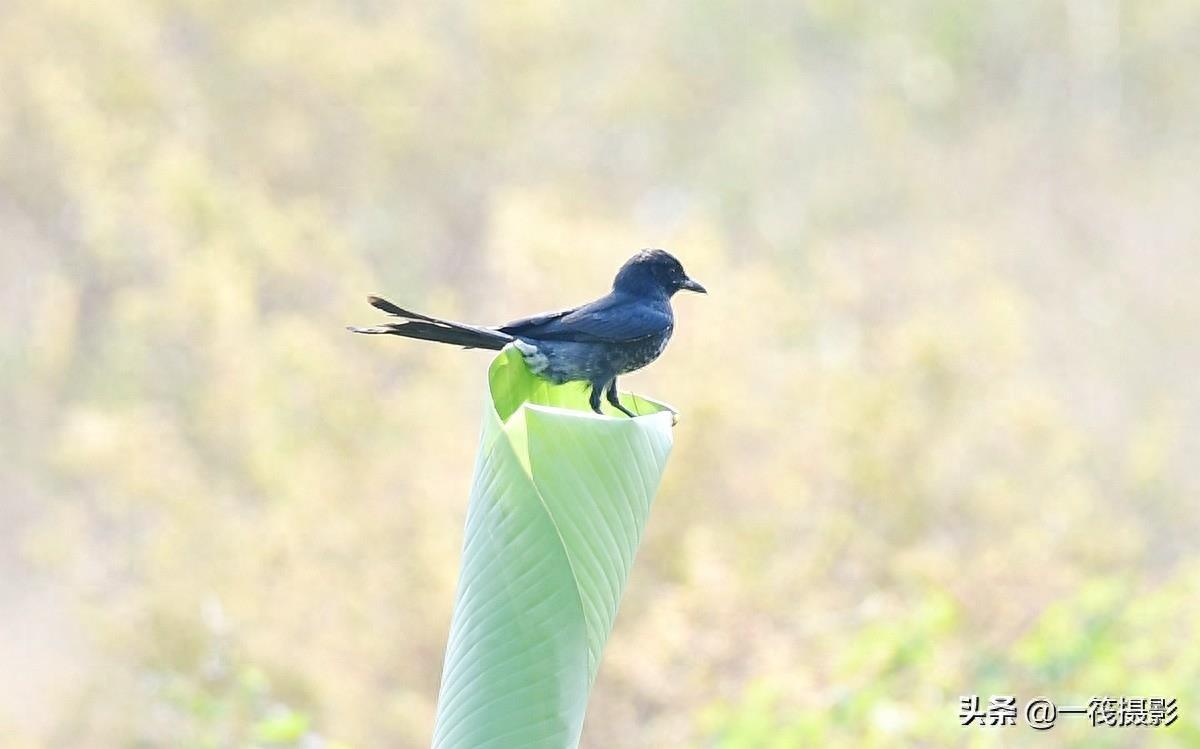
left=431, top=346, right=676, bottom=749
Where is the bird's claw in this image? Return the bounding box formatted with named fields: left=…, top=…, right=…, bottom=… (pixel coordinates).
left=613, top=402, right=636, bottom=418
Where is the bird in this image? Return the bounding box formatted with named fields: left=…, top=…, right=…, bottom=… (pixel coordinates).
left=349, top=249, right=706, bottom=417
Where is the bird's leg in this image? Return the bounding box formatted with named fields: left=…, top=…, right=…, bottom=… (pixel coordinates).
left=588, top=382, right=604, bottom=415
left=605, top=378, right=636, bottom=418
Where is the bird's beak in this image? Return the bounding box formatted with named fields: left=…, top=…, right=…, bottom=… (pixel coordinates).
left=681, top=277, right=707, bottom=294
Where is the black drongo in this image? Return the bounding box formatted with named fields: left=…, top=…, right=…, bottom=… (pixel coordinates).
left=349, top=249, right=705, bottom=416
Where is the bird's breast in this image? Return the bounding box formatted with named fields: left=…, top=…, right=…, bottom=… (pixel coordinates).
left=615, top=326, right=673, bottom=374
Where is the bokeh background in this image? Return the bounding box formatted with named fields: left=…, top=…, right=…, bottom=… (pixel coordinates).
left=3, top=1, right=1199, bottom=747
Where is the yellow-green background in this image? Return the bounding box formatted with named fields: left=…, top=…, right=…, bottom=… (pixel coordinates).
left=2, top=2, right=1196, bottom=747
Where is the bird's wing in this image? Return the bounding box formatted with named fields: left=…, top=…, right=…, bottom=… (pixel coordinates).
left=499, top=293, right=672, bottom=343
left=497, top=307, right=574, bottom=333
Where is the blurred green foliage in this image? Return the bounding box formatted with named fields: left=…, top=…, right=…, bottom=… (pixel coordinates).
left=2, top=1, right=1198, bottom=747
left=702, top=571, right=1200, bottom=747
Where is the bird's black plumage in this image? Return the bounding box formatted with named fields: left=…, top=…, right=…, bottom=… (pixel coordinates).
left=349, top=249, right=706, bottom=416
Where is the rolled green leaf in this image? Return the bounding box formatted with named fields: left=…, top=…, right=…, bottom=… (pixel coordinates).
left=431, top=346, right=676, bottom=749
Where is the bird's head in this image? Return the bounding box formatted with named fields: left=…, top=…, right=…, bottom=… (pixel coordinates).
left=612, top=249, right=707, bottom=298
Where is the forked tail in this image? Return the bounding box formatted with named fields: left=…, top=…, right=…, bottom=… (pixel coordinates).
left=348, top=296, right=513, bottom=350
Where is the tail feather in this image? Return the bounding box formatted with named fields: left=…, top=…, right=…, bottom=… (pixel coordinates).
left=350, top=296, right=513, bottom=351
left=367, top=295, right=441, bottom=323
